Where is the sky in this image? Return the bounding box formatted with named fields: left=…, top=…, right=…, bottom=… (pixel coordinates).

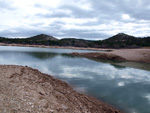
left=0, top=0, right=150, bottom=40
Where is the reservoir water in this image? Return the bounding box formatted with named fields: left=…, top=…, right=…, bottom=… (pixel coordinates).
left=0, top=46, right=150, bottom=113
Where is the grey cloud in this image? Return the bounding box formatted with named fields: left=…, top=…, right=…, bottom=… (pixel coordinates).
left=60, top=0, right=121, bottom=23
left=53, top=29, right=110, bottom=40
left=30, top=23, right=45, bottom=27
left=58, top=4, right=119, bottom=25
left=49, top=21, right=65, bottom=29
left=112, top=0, right=150, bottom=20
left=59, top=5, right=95, bottom=18
left=0, top=26, right=109, bottom=40
left=0, top=27, right=54, bottom=38
left=81, top=21, right=100, bottom=26
left=1, top=0, right=150, bottom=39
left=34, top=3, right=43, bottom=8
left=89, top=0, right=150, bottom=21
left=35, top=11, right=72, bottom=18
left=46, top=20, right=110, bottom=39
left=0, top=1, right=15, bottom=10
left=51, top=13, right=71, bottom=18
left=89, top=0, right=121, bottom=14
left=0, top=29, right=41, bottom=38
left=34, top=0, right=150, bottom=21
left=34, top=0, right=150, bottom=38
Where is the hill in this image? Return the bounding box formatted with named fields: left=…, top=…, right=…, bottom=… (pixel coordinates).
left=0, top=33, right=150, bottom=48
left=0, top=34, right=95, bottom=47
left=105, top=33, right=136, bottom=41
left=94, top=33, right=150, bottom=48
left=58, top=38, right=93, bottom=47
left=26, top=34, right=58, bottom=41
left=0, top=34, right=58, bottom=45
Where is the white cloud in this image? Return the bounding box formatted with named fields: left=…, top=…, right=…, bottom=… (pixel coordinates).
left=118, top=82, right=125, bottom=87
left=122, top=14, right=131, bottom=20
left=144, top=94, right=150, bottom=103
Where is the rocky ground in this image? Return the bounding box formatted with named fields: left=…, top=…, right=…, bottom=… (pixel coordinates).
left=0, top=65, right=121, bottom=113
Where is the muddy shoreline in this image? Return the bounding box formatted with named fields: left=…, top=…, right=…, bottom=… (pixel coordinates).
left=0, top=65, right=121, bottom=113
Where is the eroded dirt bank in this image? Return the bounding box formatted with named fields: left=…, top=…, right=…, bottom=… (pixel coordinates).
left=70, top=48, right=150, bottom=63
left=70, top=52, right=126, bottom=61
left=0, top=65, right=121, bottom=113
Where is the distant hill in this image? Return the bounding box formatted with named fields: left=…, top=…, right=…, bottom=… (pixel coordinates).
left=27, top=34, right=58, bottom=41
left=94, top=33, right=150, bottom=48
left=0, top=34, right=58, bottom=45
left=105, top=33, right=136, bottom=41
left=0, top=33, right=150, bottom=48
left=58, top=38, right=93, bottom=47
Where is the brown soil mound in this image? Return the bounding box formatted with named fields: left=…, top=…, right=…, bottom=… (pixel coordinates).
left=71, top=52, right=125, bottom=61
left=0, top=65, right=121, bottom=113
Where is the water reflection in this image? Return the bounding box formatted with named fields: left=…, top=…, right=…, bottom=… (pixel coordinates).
left=110, top=64, right=126, bottom=69
left=0, top=45, right=100, bottom=53
left=0, top=46, right=150, bottom=113
left=92, top=58, right=150, bottom=71
left=27, top=52, right=58, bottom=59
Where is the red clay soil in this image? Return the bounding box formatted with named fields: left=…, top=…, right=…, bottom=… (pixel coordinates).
left=0, top=65, right=121, bottom=113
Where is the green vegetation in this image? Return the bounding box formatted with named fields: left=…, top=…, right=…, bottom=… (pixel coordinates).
left=94, top=33, right=150, bottom=48
left=0, top=33, right=150, bottom=48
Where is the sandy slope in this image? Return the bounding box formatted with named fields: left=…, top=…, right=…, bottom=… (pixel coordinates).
left=0, top=65, right=121, bottom=113
left=111, top=49, right=150, bottom=63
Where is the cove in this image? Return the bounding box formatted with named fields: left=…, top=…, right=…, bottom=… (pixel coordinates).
left=0, top=46, right=150, bottom=113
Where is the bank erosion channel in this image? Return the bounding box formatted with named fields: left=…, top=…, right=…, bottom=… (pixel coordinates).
left=0, top=46, right=150, bottom=113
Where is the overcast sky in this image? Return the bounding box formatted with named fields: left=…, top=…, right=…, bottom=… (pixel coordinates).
left=0, top=0, right=150, bottom=40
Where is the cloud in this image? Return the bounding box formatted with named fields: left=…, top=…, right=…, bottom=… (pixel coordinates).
left=59, top=5, right=94, bottom=18
left=0, top=0, right=150, bottom=39
left=0, top=1, right=15, bottom=11
left=118, top=0, right=150, bottom=20
left=35, top=9, right=72, bottom=18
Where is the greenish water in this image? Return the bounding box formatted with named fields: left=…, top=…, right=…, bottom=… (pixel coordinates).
left=0, top=46, right=150, bottom=113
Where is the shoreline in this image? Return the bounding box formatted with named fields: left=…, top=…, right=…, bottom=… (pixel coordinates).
left=70, top=48, right=150, bottom=63
left=0, top=43, right=113, bottom=51
left=0, top=65, right=121, bottom=113
left=0, top=43, right=150, bottom=63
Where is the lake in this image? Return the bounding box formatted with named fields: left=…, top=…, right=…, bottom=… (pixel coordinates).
left=0, top=46, right=150, bottom=113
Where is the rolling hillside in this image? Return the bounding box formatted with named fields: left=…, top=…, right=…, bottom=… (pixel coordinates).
left=0, top=33, right=150, bottom=48
left=94, top=33, right=150, bottom=48
left=26, top=34, right=58, bottom=41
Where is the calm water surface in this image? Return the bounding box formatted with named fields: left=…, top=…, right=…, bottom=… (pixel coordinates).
left=0, top=46, right=150, bottom=113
